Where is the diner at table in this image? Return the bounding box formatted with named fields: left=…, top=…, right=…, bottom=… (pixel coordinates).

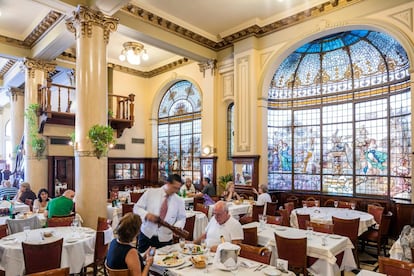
left=290, top=206, right=376, bottom=236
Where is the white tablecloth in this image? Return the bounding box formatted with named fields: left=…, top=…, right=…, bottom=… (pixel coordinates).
left=389, top=238, right=403, bottom=260
left=183, top=197, right=193, bottom=206
left=186, top=211, right=208, bottom=240
left=208, top=202, right=252, bottom=219
left=243, top=222, right=356, bottom=276
left=0, top=226, right=96, bottom=275
left=0, top=201, right=30, bottom=215
left=291, top=207, right=375, bottom=236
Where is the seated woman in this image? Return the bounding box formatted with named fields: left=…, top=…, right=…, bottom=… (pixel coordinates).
left=106, top=213, right=154, bottom=275
left=33, top=188, right=50, bottom=213
left=14, top=182, right=36, bottom=203
left=221, top=181, right=240, bottom=202
left=252, top=184, right=272, bottom=206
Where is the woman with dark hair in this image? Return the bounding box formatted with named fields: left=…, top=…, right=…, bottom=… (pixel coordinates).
left=106, top=213, right=154, bottom=275
left=33, top=188, right=50, bottom=213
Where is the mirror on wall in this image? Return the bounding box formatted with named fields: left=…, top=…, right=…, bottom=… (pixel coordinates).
left=232, top=155, right=260, bottom=189
left=234, top=163, right=253, bottom=185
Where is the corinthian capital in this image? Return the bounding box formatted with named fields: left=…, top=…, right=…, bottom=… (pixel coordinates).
left=23, top=58, right=56, bottom=79
left=66, top=5, right=119, bottom=44
left=198, top=59, right=217, bottom=77
left=6, top=87, right=24, bottom=102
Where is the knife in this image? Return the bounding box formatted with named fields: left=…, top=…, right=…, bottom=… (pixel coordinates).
left=176, top=263, right=193, bottom=270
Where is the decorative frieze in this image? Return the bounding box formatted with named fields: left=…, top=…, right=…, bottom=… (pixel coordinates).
left=66, top=5, right=119, bottom=44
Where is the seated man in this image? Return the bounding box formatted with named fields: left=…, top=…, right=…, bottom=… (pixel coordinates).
left=195, top=177, right=216, bottom=198
left=180, top=177, right=196, bottom=197
left=45, top=189, right=75, bottom=218
left=0, top=180, right=18, bottom=200
left=194, top=201, right=243, bottom=251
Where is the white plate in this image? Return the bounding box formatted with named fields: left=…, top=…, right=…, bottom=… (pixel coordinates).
left=156, top=257, right=185, bottom=268
left=329, top=235, right=342, bottom=239
left=1, top=237, right=15, bottom=241
left=65, top=238, right=79, bottom=243
left=274, top=227, right=287, bottom=231
left=262, top=267, right=282, bottom=276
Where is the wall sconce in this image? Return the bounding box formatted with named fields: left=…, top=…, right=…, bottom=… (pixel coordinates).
left=202, top=145, right=215, bottom=155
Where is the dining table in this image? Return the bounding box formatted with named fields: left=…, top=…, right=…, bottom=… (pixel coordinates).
left=151, top=243, right=295, bottom=276
left=0, top=201, right=31, bottom=215
left=208, top=201, right=253, bottom=219
left=242, top=222, right=357, bottom=276
left=0, top=226, right=96, bottom=275
left=290, top=207, right=376, bottom=236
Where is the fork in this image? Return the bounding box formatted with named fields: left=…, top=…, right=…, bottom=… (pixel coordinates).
left=176, top=263, right=193, bottom=270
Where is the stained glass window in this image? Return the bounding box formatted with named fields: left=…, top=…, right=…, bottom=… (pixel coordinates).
left=268, top=30, right=411, bottom=200
left=158, top=80, right=202, bottom=184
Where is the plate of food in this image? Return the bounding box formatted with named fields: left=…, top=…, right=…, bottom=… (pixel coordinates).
left=182, top=244, right=204, bottom=255
left=156, top=254, right=185, bottom=267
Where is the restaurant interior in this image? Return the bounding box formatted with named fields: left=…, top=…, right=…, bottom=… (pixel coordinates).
left=0, top=0, right=414, bottom=275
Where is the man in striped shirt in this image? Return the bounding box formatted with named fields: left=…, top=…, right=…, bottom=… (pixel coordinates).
left=0, top=180, right=18, bottom=200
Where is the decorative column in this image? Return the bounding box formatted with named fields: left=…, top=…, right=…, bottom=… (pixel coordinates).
left=66, top=5, right=118, bottom=228
left=6, top=87, right=24, bottom=177
left=23, top=58, right=55, bottom=193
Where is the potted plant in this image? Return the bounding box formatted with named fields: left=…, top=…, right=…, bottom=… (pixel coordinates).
left=25, top=103, right=46, bottom=159
left=218, top=173, right=233, bottom=195
left=108, top=109, right=114, bottom=118
left=88, top=124, right=116, bottom=159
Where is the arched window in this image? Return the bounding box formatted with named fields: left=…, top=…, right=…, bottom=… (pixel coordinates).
left=268, top=30, right=411, bottom=200
left=158, top=80, right=202, bottom=183
left=227, top=103, right=234, bottom=160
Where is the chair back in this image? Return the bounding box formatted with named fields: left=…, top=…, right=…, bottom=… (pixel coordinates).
left=378, top=212, right=392, bottom=238
left=22, top=238, right=63, bottom=274
left=26, top=267, right=69, bottom=276
left=25, top=199, right=34, bottom=211
left=193, top=197, right=204, bottom=207
left=379, top=256, right=414, bottom=276
left=184, top=215, right=196, bottom=241
left=242, top=227, right=258, bottom=246
left=195, top=203, right=209, bottom=216
left=332, top=216, right=360, bottom=245
left=308, top=221, right=333, bottom=234
left=276, top=209, right=290, bottom=226
left=0, top=224, right=8, bottom=238
left=105, top=263, right=130, bottom=276
left=122, top=204, right=134, bottom=216
left=302, top=200, right=315, bottom=207
left=367, top=204, right=384, bottom=225
left=130, top=192, right=144, bottom=203
left=267, top=215, right=283, bottom=225
left=94, top=231, right=109, bottom=268
left=324, top=199, right=335, bottom=207
left=252, top=205, right=265, bottom=222
left=265, top=202, right=277, bottom=216
left=338, top=201, right=351, bottom=209
left=239, top=243, right=271, bottom=264
left=47, top=215, right=75, bottom=227
left=286, top=195, right=299, bottom=208
left=284, top=202, right=295, bottom=215
left=7, top=215, right=42, bottom=234
left=296, top=213, right=310, bottom=230
left=97, top=216, right=110, bottom=231
left=275, top=233, right=307, bottom=275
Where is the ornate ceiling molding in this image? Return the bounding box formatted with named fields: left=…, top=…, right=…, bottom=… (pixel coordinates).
left=0, top=59, right=17, bottom=80
left=24, top=11, right=63, bottom=47
left=122, top=0, right=363, bottom=51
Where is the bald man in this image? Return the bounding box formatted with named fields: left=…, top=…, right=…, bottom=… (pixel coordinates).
left=46, top=189, right=75, bottom=218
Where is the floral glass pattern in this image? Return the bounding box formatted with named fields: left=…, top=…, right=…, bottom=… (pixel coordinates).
left=268, top=30, right=411, bottom=199
left=158, top=80, right=202, bottom=183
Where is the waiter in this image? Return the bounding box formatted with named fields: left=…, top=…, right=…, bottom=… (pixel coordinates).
left=134, top=173, right=186, bottom=253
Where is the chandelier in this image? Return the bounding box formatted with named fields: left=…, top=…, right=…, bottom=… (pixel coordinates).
left=118, top=42, right=149, bottom=65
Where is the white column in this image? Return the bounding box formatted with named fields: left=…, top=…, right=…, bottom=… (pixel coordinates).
left=7, top=87, right=24, bottom=177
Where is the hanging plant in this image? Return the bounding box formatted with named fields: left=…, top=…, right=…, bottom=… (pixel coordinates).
left=25, top=103, right=46, bottom=159
left=88, top=124, right=116, bottom=159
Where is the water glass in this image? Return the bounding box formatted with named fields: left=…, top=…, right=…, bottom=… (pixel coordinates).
left=179, top=238, right=186, bottom=249
left=23, top=226, right=30, bottom=241
left=201, top=239, right=206, bottom=250
left=306, top=226, right=313, bottom=239
left=334, top=200, right=339, bottom=208
left=315, top=200, right=320, bottom=208
left=262, top=214, right=267, bottom=224
left=351, top=202, right=356, bottom=210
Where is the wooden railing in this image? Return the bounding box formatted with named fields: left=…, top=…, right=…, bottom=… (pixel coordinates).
left=108, top=94, right=135, bottom=122
left=38, top=81, right=75, bottom=114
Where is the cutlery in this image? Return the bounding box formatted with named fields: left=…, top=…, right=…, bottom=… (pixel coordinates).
left=258, top=265, right=267, bottom=271
left=253, top=264, right=264, bottom=271
left=177, top=263, right=193, bottom=270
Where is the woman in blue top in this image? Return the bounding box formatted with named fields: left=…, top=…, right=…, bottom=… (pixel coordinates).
left=106, top=213, right=154, bottom=275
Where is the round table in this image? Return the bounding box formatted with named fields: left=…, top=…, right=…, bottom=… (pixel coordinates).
left=290, top=207, right=375, bottom=235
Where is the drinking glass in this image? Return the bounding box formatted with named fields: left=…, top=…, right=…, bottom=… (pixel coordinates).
left=263, top=214, right=267, bottom=225
left=179, top=238, right=186, bottom=249
left=306, top=226, right=313, bottom=240
left=315, top=200, right=320, bottom=208
left=258, top=214, right=264, bottom=229
left=203, top=246, right=210, bottom=274
left=201, top=239, right=206, bottom=250
left=334, top=200, right=339, bottom=208
left=23, top=226, right=30, bottom=241
left=351, top=202, right=356, bottom=210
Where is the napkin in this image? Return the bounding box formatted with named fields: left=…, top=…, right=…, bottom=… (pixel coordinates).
left=239, top=259, right=256, bottom=268
left=103, top=228, right=113, bottom=245
left=213, top=242, right=240, bottom=268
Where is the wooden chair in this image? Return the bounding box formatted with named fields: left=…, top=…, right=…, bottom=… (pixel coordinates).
left=130, top=192, right=144, bottom=203
left=284, top=202, right=295, bottom=215
left=338, top=201, right=351, bottom=209
left=296, top=213, right=310, bottom=230
left=275, top=233, right=308, bottom=275
left=307, top=221, right=333, bottom=234
left=302, top=197, right=317, bottom=207
left=239, top=243, right=272, bottom=264
left=367, top=204, right=384, bottom=226
left=332, top=216, right=360, bottom=267
left=83, top=231, right=109, bottom=276
left=276, top=209, right=290, bottom=226
left=22, top=238, right=64, bottom=274
left=121, top=204, right=134, bottom=216
left=0, top=224, right=8, bottom=238
left=193, top=197, right=204, bottom=207
left=47, top=214, right=75, bottom=227
left=240, top=205, right=264, bottom=225
left=195, top=203, right=209, bottom=216
left=286, top=195, right=299, bottom=208
left=105, top=263, right=129, bottom=276
left=267, top=215, right=283, bottom=225
left=242, top=227, right=258, bottom=246
left=25, top=198, right=34, bottom=211
left=360, top=212, right=392, bottom=256
left=97, top=216, right=110, bottom=231
left=265, top=202, right=278, bottom=216
left=324, top=199, right=335, bottom=207
left=378, top=256, right=414, bottom=276
left=184, top=215, right=196, bottom=241
left=26, top=267, right=70, bottom=276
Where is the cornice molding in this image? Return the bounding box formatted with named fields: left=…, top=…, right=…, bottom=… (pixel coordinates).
left=24, top=11, right=63, bottom=47
left=122, top=0, right=363, bottom=51
left=66, top=5, right=119, bottom=44
left=0, top=59, right=17, bottom=80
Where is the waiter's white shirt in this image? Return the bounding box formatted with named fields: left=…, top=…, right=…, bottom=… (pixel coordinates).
left=134, top=186, right=186, bottom=242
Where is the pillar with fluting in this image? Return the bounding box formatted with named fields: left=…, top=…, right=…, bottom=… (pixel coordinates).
left=23, top=58, right=55, bottom=193
left=7, top=87, right=24, bottom=178
left=66, top=5, right=118, bottom=228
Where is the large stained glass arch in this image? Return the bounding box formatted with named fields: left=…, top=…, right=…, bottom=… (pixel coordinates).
left=158, top=80, right=202, bottom=183
left=268, top=30, right=411, bottom=200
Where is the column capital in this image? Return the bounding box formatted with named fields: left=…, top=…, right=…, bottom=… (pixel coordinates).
left=66, top=5, right=119, bottom=44
left=23, top=58, right=56, bottom=79
left=6, top=87, right=24, bottom=101
left=198, top=59, right=217, bottom=77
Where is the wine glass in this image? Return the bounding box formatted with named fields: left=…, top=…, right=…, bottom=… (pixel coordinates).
left=179, top=238, right=186, bottom=250
left=351, top=202, right=356, bottom=210
left=334, top=200, right=339, bottom=208
left=201, top=239, right=206, bottom=250
left=203, top=246, right=210, bottom=274
left=315, top=200, right=320, bottom=208
left=23, top=226, right=30, bottom=241
left=262, top=214, right=267, bottom=225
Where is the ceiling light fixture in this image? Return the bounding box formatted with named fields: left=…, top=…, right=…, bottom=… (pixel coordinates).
left=118, top=41, right=149, bottom=65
